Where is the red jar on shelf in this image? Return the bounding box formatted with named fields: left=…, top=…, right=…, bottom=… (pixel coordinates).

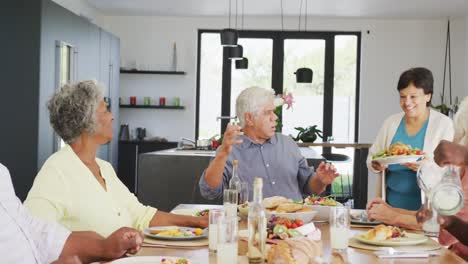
left=130, top=96, right=136, bottom=105
left=159, top=97, right=166, bottom=106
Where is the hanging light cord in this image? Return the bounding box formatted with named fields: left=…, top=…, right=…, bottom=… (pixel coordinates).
left=235, top=0, right=238, bottom=30
left=228, top=0, right=231, bottom=28
left=242, top=0, right=244, bottom=29
left=280, top=0, right=284, bottom=31
left=305, top=0, right=308, bottom=31
left=298, top=0, right=303, bottom=31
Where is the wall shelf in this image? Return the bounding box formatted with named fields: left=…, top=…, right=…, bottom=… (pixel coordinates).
left=120, top=104, right=185, bottom=110
left=120, top=69, right=186, bottom=75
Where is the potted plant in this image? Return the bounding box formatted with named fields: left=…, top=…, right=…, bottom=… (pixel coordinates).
left=294, top=125, right=323, bottom=143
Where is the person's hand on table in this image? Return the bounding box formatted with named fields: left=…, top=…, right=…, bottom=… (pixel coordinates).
left=366, top=197, right=397, bottom=223
left=371, top=161, right=387, bottom=172
left=315, top=162, right=339, bottom=185
left=218, top=123, right=243, bottom=156
left=195, top=214, right=209, bottom=228
left=103, top=227, right=144, bottom=259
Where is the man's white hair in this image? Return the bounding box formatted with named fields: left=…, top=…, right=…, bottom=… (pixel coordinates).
left=235, top=86, right=276, bottom=127
left=454, top=97, right=468, bottom=146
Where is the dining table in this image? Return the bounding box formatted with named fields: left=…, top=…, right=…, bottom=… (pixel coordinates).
left=132, top=204, right=466, bottom=264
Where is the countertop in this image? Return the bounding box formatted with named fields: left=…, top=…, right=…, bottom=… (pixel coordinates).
left=145, top=147, right=324, bottom=159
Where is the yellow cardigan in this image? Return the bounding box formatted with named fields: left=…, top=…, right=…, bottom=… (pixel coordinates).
left=25, top=145, right=157, bottom=237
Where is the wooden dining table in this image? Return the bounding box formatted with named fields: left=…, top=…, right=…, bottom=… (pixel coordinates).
left=134, top=204, right=465, bottom=263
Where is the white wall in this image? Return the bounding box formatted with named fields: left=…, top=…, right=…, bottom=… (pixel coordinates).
left=100, top=15, right=468, bottom=142
left=51, top=0, right=105, bottom=25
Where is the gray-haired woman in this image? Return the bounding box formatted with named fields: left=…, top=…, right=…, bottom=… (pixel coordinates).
left=25, top=80, right=207, bottom=237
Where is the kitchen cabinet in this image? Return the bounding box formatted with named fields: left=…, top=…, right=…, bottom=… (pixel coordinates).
left=117, top=140, right=177, bottom=194
left=0, top=0, right=120, bottom=200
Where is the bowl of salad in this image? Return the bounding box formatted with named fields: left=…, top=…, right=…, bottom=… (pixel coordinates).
left=304, top=196, right=341, bottom=222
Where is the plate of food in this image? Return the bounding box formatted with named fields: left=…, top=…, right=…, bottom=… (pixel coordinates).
left=170, top=208, right=211, bottom=217
left=372, top=142, right=424, bottom=166
left=110, top=256, right=191, bottom=264
left=111, top=256, right=191, bottom=264
left=355, top=224, right=427, bottom=246
left=350, top=209, right=382, bottom=225
left=143, top=226, right=207, bottom=241
left=303, top=196, right=341, bottom=222
left=263, top=196, right=317, bottom=223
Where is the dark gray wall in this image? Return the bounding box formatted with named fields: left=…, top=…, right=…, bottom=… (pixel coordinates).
left=0, top=0, right=42, bottom=200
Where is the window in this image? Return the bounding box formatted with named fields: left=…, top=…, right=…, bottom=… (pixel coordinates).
left=196, top=30, right=360, bottom=198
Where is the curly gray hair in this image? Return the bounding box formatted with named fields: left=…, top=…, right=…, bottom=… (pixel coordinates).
left=48, top=80, right=104, bottom=144
left=235, top=86, right=276, bottom=127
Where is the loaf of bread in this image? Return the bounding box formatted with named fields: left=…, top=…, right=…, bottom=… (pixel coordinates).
left=263, top=196, right=292, bottom=209
left=266, top=237, right=322, bottom=264
left=364, top=224, right=393, bottom=241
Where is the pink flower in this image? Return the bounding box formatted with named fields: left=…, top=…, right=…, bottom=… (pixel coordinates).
left=281, top=92, right=294, bottom=109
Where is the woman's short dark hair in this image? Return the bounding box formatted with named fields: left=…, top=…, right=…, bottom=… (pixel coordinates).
left=397, top=67, right=433, bottom=106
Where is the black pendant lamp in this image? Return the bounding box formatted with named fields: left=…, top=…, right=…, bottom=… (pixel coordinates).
left=228, top=45, right=243, bottom=60
left=295, top=68, right=313, bottom=83
left=294, top=0, right=313, bottom=83
left=221, top=28, right=238, bottom=47
left=221, top=0, right=238, bottom=46
left=235, top=57, right=248, bottom=69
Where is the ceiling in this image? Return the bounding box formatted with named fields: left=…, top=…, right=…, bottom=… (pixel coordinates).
left=87, top=0, right=468, bottom=19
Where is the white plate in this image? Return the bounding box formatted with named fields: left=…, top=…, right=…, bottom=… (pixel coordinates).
left=110, top=256, right=192, bottom=263
left=143, top=226, right=207, bottom=241
left=266, top=210, right=318, bottom=223
left=304, top=203, right=342, bottom=222
left=355, top=232, right=428, bottom=246
left=373, top=155, right=423, bottom=166
left=170, top=208, right=209, bottom=216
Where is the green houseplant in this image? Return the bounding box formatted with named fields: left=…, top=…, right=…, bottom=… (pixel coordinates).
left=294, top=125, right=323, bottom=143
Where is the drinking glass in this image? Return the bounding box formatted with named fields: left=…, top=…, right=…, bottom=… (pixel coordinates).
left=421, top=197, right=440, bottom=237
left=208, top=208, right=224, bottom=252
left=223, top=189, right=238, bottom=218
left=238, top=182, right=249, bottom=205
left=432, top=165, right=464, bottom=216
left=217, top=216, right=238, bottom=264
left=329, top=206, right=350, bottom=252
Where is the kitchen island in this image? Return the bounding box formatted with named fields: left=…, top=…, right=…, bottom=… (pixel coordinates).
left=137, top=148, right=325, bottom=211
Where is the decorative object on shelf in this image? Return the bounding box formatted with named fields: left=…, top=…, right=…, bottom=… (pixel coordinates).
left=274, top=92, right=294, bottom=132
left=433, top=20, right=459, bottom=117
left=221, top=0, right=238, bottom=46
left=294, top=125, right=323, bottom=143
left=159, top=97, right=166, bottom=106
left=119, top=105, right=185, bottom=110
left=235, top=0, right=248, bottom=69
left=120, top=69, right=186, bottom=75
left=144, top=97, right=151, bottom=106
left=173, top=97, right=181, bottom=106
left=294, top=0, right=313, bottom=83
left=130, top=96, right=136, bottom=105
left=171, top=42, right=177, bottom=71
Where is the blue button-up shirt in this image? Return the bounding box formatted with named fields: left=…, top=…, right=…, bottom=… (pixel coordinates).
left=199, top=133, right=315, bottom=201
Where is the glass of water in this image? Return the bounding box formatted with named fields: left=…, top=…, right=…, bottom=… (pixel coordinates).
left=422, top=198, right=440, bottom=237
left=329, top=206, right=350, bottom=252
left=217, top=216, right=238, bottom=264
left=223, top=189, right=238, bottom=218
left=208, top=208, right=224, bottom=252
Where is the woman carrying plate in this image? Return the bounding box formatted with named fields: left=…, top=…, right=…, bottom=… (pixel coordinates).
left=366, top=67, right=453, bottom=220
left=25, top=81, right=207, bottom=238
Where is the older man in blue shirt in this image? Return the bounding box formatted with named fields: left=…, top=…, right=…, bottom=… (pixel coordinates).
left=199, top=86, right=339, bottom=201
